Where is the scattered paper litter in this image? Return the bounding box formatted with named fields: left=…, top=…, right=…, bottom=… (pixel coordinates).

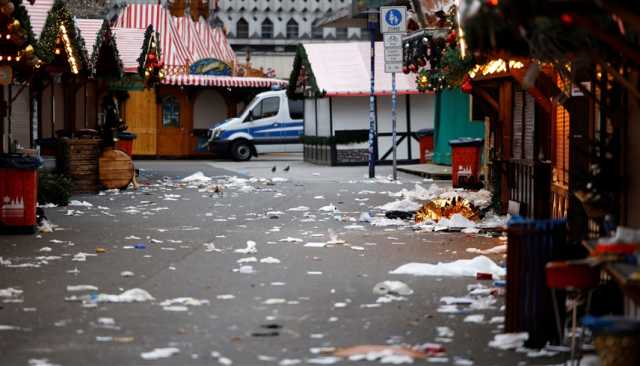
left=373, top=281, right=414, bottom=296
left=237, top=257, right=257, bottom=264
left=436, top=327, right=454, bottom=338
left=217, top=294, right=235, bottom=300
left=0, top=287, right=23, bottom=298
left=66, top=285, right=98, bottom=292
left=389, top=256, right=505, bottom=278
left=28, top=359, right=61, bottom=366
left=488, top=333, right=529, bottom=350
left=307, top=357, right=341, bottom=365
left=263, top=298, right=287, bottom=305
left=120, top=271, right=134, bottom=277
left=140, top=347, right=180, bottom=360
left=95, top=288, right=154, bottom=303
left=466, top=245, right=507, bottom=255
left=234, top=241, right=257, bottom=254
left=279, top=237, right=303, bottom=243
left=305, top=242, right=326, bottom=248
left=72, top=252, right=97, bottom=262
left=319, top=204, right=337, bottom=212
left=68, top=200, right=93, bottom=207
left=377, top=199, right=421, bottom=212
left=238, top=265, right=255, bottom=274
left=204, top=242, right=222, bottom=253
left=463, top=314, right=485, bottom=323
left=260, top=257, right=281, bottom=264
left=181, top=171, right=212, bottom=182
left=288, top=206, right=310, bottom=212
left=159, top=297, right=209, bottom=307
left=0, top=325, right=20, bottom=330
left=437, top=214, right=477, bottom=229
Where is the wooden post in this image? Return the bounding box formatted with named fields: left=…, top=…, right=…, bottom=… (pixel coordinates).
left=498, top=80, right=514, bottom=214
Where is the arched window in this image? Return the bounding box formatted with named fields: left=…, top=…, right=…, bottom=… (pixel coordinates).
left=311, top=20, right=323, bottom=39
left=261, top=18, right=273, bottom=39
left=162, top=96, right=180, bottom=128
left=286, top=18, right=299, bottom=39
left=236, top=18, right=249, bottom=38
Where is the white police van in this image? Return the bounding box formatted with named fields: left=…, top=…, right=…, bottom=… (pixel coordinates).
left=207, top=90, right=304, bottom=161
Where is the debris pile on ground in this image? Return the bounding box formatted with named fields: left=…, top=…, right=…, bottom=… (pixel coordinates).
left=389, top=256, right=505, bottom=278
left=415, top=196, right=481, bottom=223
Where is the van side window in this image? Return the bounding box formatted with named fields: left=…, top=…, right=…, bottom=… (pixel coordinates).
left=260, top=97, right=280, bottom=118
left=246, top=97, right=280, bottom=122
left=288, top=99, right=304, bottom=119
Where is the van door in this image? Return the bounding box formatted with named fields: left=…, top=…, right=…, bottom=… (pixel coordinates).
left=244, top=95, right=282, bottom=144
left=282, top=98, right=304, bottom=143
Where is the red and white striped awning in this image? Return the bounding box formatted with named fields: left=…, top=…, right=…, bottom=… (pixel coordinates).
left=114, top=4, right=191, bottom=73
left=163, top=74, right=288, bottom=89
left=112, top=27, right=146, bottom=73
left=114, top=4, right=236, bottom=73
left=23, top=0, right=55, bottom=39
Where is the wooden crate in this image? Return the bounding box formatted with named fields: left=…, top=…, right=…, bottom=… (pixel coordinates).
left=59, top=139, right=101, bottom=194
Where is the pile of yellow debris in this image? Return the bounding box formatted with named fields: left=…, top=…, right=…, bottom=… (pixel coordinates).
left=415, top=196, right=481, bottom=224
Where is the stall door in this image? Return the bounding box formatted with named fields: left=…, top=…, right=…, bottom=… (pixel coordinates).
left=124, top=89, right=157, bottom=156
left=157, top=91, right=192, bottom=157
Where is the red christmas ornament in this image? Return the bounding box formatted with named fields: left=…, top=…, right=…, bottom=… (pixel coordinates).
left=147, top=53, right=157, bottom=62
left=418, top=58, right=427, bottom=67
left=447, top=31, right=457, bottom=44
left=461, top=78, right=473, bottom=94
left=560, top=13, right=573, bottom=26
left=402, top=65, right=410, bottom=75
left=486, top=0, right=499, bottom=7
left=408, top=64, right=417, bottom=73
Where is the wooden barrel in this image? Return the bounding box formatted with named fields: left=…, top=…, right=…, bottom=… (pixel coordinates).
left=99, top=148, right=134, bottom=190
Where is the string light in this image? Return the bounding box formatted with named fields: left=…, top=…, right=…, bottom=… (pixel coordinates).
left=59, top=24, right=79, bottom=74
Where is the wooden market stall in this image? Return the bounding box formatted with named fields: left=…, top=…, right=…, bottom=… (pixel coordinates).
left=288, top=42, right=436, bottom=166
left=113, top=2, right=286, bottom=158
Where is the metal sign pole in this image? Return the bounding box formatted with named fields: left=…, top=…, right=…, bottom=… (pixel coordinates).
left=367, top=11, right=378, bottom=179
left=391, top=72, right=397, bottom=180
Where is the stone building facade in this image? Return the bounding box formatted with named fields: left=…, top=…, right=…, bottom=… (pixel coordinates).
left=217, top=0, right=369, bottom=78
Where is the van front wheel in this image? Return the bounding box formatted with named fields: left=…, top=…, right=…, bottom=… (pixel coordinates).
left=231, top=140, right=253, bottom=161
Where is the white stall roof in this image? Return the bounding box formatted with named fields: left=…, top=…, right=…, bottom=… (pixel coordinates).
left=303, top=42, right=427, bottom=97
left=75, top=19, right=103, bottom=55
left=112, top=27, right=146, bottom=73
left=23, top=0, right=55, bottom=39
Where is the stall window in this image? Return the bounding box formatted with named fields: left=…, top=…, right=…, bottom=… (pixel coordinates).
left=162, top=96, right=180, bottom=128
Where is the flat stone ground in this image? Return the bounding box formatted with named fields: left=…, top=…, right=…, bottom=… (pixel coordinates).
left=0, top=154, right=566, bottom=365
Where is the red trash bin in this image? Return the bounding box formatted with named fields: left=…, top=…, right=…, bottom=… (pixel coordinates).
left=449, top=138, right=483, bottom=189
left=416, top=129, right=434, bottom=164
left=0, top=155, right=42, bottom=232
left=115, top=131, right=137, bottom=157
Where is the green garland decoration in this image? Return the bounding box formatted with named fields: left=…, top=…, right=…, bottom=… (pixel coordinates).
left=91, top=20, right=124, bottom=80
left=36, top=0, right=89, bottom=71
left=137, top=24, right=161, bottom=76
left=12, top=0, right=36, bottom=48
left=287, top=44, right=323, bottom=99
left=416, top=45, right=475, bottom=92
left=7, top=0, right=38, bottom=82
